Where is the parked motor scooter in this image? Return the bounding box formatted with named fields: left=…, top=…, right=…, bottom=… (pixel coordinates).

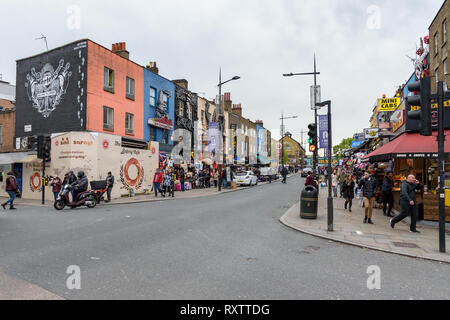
left=54, top=184, right=97, bottom=210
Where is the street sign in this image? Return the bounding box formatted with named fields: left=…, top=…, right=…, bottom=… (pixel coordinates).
left=309, top=145, right=316, bottom=152
left=364, top=128, right=379, bottom=139
left=310, top=85, right=321, bottom=110
left=378, top=97, right=401, bottom=112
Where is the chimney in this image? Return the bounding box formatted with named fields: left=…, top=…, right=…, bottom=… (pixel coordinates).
left=112, top=42, right=130, bottom=60
left=232, top=103, right=242, bottom=117
left=172, top=79, right=188, bottom=90
left=255, top=120, right=264, bottom=127
left=146, top=61, right=159, bottom=74
left=224, top=92, right=232, bottom=112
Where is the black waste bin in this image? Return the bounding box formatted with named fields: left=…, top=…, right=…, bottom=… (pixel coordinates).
left=300, top=186, right=318, bottom=219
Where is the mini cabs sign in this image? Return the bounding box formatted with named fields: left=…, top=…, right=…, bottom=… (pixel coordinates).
left=378, top=97, right=400, bottom=112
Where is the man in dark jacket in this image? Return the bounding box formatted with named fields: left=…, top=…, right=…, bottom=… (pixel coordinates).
left=382, top=172, right=394, bottom=217
left=390, top=175, right=422, bottom=233
left=105, top=171, right=115, bottom=203
left=281, top=166, right=288, bottom=184
left=359, top=171, right=377, bottom=224
left=71, top=171, right=89, bottom=201
left=2, top=172, right=19, bottom=210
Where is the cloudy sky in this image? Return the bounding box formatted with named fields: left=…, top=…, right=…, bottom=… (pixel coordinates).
left=0, top=0, right=444, bottom=151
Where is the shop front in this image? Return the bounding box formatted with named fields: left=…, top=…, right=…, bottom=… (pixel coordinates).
left=364, top=131, right=450, bottom=222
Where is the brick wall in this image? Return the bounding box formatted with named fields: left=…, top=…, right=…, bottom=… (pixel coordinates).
left=0, top=109, right=15, bottom=152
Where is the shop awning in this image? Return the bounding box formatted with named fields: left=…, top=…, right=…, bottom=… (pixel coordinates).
left=0, top=152, right=39, bottom=165
left=363, top=131, right=450, bottom=163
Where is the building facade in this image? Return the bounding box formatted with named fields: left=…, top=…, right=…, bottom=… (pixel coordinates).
left=144, top=62, right=175, bottom=153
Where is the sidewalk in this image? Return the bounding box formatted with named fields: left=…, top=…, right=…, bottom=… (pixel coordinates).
left=280, top=186, right=450, bottom=263
left=1, top=174, right=297, bottom=208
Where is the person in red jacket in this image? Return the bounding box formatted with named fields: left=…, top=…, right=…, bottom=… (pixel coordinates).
left=153, top=169, right=164, bottom=197
left=2, top=172, right=19, bottom=210
left=305, top=171, right=315, bottom=187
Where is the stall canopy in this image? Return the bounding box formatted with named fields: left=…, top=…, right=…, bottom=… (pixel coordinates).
left=0, top=152, right=39, bottom=165
left=363, top=131, right=450, bottom=163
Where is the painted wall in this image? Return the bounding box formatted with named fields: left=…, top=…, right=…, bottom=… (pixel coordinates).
left=143, top=69, right=175, bottom=144
left=15, top=40, right=88, bottom=137
left=86, top=41, right=144, bottom=139
left=0, top=132, right=159, bottom=200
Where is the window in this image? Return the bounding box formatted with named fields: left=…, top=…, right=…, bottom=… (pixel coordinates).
left=126, top=77, right=135, bottom=100
left=150, top=87, right=157, bottom=106
left=444, top=20, right=447, bottom=44
left=162, top=130, right=169, bottom=144
left=104, top=67, right=114, bottom=92
left=103, top=106, right=114, bottom=130
left=201, top=110, right=205, bottom=126
left=445, top=60, right=448, bottom=87
left=162, top=92, right=169, bottom=107
left=125, top=113, right=134, bottom=134
left=436, top=67, right=439, bottom=85
left=178, top=101, right=184, bottom=117
left=435, top=33, right=439, bottom=55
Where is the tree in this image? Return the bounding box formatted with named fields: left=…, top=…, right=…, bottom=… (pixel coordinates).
left=333, top=137, right=354, bottom=158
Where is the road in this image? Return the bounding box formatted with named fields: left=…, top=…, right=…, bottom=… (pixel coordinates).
left=0, top=175, right=449, bottom=299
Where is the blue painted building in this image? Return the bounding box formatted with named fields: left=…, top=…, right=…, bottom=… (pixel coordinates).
left=143, top=64, right=175, bottom=153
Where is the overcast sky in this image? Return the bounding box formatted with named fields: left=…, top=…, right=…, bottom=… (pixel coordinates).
left=0, top=0, right=444, bottom=151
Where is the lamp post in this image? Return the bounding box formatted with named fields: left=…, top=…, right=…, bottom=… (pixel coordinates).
left=218, top=70, right=240, bottom=191
left=280, top=113, right=298, bottom=166
left=316, top=100, right=332, bottom=232
left=283, top=55, right=321, bottom=175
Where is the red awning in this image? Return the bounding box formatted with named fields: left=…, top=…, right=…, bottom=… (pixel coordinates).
left=363, top=131, right=450, bottom=163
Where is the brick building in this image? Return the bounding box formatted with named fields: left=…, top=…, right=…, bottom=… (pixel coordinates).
left=0, top=99, right=15, bottom=153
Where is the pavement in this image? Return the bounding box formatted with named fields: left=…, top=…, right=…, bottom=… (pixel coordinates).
left=0, top=176, right=285, bottom=208
left=281, top=186, right=450, bottom=263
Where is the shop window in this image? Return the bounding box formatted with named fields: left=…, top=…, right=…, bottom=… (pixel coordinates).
left=126, top=77, right=135, bottom=100
left=103, top=106, right=114, bottom=131
left=104, top=67, right=114, bottom=93
left=150, top=126, right=156, bottom=141
left=150, top=87, right=157, bottom=106
left=125, top=113, right=134, bottom=135
left=162, top=131, right=169, bottom=144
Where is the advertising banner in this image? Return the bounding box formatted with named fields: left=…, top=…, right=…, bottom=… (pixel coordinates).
left=318, top=115, right=328, bottom=149
left=378, top=98, right=400, bottom=112
left=364, top=128, right=379, bottom=139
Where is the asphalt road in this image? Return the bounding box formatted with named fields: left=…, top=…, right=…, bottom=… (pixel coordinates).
left=0, top=175, right=449, bottom=300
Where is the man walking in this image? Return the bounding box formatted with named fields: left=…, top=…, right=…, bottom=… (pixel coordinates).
left=105, top=171, right=115, bottom=203
left=391, top=175, right=422, bottom=233
left=2, top=172, right=19, bottom=210
left=338, top=168, right=346, bottom=198
left=382, top=171, right=394, bottom=217
left=281, top=166, right=288, bottom=184
left=358, top=171, right=377, bottom=224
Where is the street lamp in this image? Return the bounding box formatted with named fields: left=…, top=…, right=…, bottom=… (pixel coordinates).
left=218, top=70, right=240, bottom=192
left=283, top=55, right=321, bottom=175
left=280, top=113, right=298, bottom=167
left=315, top=100, right=333, bottom=232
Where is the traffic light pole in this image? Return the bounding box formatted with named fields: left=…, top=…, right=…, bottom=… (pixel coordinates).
left=313, top=57, right=318, bottom=177
left=437, top=81, right=446, bottom=253
left=42, top=156, right=46, bottom=205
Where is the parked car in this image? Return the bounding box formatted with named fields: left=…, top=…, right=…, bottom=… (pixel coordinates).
left=258, top=167, right=278, bottom=181
left=234, top=171, right=259, bottom=186
left=301, top=167, right=313, bottom=177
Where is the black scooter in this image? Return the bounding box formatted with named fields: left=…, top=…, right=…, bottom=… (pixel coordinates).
left=54, top=184, right=96, bottom=210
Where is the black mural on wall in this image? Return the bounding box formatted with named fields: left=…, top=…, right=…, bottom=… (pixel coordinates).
left=15, top=40, right=88, bottom=137
left=174, top=85, right=198, bottom=151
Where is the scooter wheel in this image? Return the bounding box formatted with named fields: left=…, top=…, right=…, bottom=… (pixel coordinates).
left=86, top=197, right=97, bottom=209
left=54, top=200, right=66, bottom=211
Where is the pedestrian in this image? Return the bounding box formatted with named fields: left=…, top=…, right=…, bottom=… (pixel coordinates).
left=281, top=166, right=288, bottom=184
left=305, top=171, right=315, bottom=187
left=332, top=170, right=339, bottom=197
left=214, top=169, right=219, bottom=188
left=180, top=168, right=185, bottom=192
left=342, top=175, right=355, bottom=212
left=382, top=171, right=394, bottom=217
left=2, top=172, right=19, bottom=210
left=338, top=169, right=346, bottom=198
left=153, top=169, right=163, bottom=197
left=390, top=175, right=422, bottom=233
left=162, top=169, right=172, bottom=197
left=358, top=171, right=377, bottom=224
left=105, top=171, right=115, bottom=203
left=50, top=175, right=62, bottom=201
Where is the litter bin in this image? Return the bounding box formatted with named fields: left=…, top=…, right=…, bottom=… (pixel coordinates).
left=300, top=186, right=318, bottom=219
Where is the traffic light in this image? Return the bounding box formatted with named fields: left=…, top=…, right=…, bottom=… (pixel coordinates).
left=37, top=135, right=51, bottom=161
left=308, top=123, right=317, bottom=147
left=406, top=77, right=431, bottom=136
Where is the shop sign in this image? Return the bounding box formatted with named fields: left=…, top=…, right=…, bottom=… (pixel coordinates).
left=378, top=121, right=393, bottom=136
left=364, top=128, right=379, bottom=139
left=390, top=109, right=405, bottom=133
left=148, top=117, right=173, bottom=130
left=378, top=98, right=400, bottom=112
left=352, top=141, right=363, bottom=148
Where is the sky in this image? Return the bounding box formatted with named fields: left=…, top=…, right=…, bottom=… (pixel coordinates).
left=0, top=0, right=444, bottom=153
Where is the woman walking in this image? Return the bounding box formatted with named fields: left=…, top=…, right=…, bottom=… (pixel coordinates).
left=342, top=175, right=355, bottom=212
left=332, top=170, right=339, bottom=197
